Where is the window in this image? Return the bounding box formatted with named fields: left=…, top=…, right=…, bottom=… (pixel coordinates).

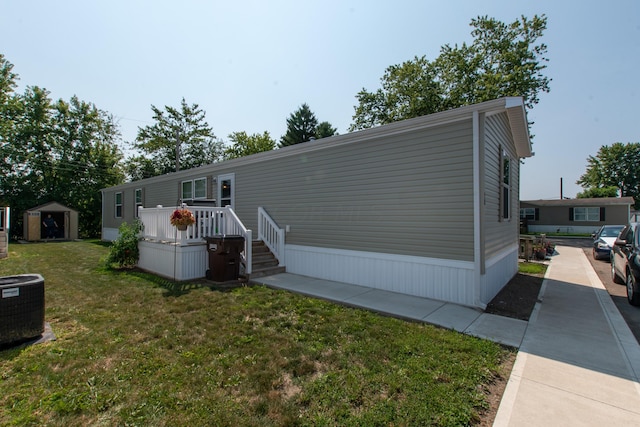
left=135, top=188, right=143, bottom=217
left=500, top=149, right=511, bottom=220
left=520, top=208, right=538, bottom=220
left=571, top=207, right=601, bottom=222
left=194, top=178, right=206, bottom=199
left=115, top=192, right=123, bottom=218
left=218, top=173, right=235, bottom=207
left=182, top=177, right=207, bottom=201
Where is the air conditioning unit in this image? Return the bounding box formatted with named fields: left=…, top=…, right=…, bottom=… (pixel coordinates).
left=0, top=274, right=45, bottom=345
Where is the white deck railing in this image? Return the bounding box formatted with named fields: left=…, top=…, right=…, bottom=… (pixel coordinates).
left=138, top=206, right=253, bottom=274
left=258, top=207, right=285, bottom=266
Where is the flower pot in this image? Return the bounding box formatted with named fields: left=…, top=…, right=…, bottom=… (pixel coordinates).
left=176, top=224, right=188, bottom=231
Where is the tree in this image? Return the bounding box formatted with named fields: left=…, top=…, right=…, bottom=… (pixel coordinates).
left=577, top=187, right=619, bottom=199
left=280, top=103, right=338, bottom=147
left=131, top=98, right=223, bottom=176
left=280, top=103, right=319, bottom=147
left=224, top=131, right=275, bottom=160
left=49, top=96, right=124, bottom=235
left=0, top=55, right=124, bottom=237
left=315, top=121, right=337, bottom=139
left=577, top=142, right=640, bottom=209
left=350, top=15, right=550, bottom=130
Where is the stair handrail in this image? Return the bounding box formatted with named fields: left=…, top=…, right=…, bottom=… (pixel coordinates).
left=224, top=207, right=253, bottom=275
left=257, top=207, right=285, bottom=267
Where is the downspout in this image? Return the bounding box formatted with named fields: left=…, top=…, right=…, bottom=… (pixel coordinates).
left=472, top=110, right=487, bottom=309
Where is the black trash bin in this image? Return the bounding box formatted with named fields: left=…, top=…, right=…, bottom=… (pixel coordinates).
left=205, top=235, right=245, bottom=282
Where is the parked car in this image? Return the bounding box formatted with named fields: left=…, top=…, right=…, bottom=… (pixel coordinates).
left=592, top=224, right=625, bottom=260
left=611, top=223, right=640, bottom=306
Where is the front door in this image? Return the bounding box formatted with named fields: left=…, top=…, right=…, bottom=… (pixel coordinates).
left=218, top=173, right=235, bottom=208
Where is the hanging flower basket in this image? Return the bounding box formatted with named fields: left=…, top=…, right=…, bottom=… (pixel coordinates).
left=170, top=208, right=195, bottom=230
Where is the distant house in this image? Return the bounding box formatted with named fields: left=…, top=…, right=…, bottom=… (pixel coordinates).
left=519, top=197, right=635, bottom=234
left=101, top=97, right=532, bottom=309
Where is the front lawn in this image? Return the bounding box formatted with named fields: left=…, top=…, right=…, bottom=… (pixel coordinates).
left=0, top=241, right=512, bottom=426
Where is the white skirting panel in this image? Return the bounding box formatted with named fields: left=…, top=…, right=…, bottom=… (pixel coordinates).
left=138, top=240, right=207, bottom=281
left=285, top=245, right=480, bottom=307
left=480, top=244, right=519, bottom=306
left=102, top=227, right=119, bottom=242
left=527, top=225, right=600, bottom=234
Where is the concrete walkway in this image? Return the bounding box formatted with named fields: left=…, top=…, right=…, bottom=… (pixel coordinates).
left=494, top=246, right=640, bottom=426
left=253, top=246, right=640, bottom=425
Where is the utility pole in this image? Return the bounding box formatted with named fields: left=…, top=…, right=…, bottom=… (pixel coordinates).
left=175, top=129, right=180, bottom=172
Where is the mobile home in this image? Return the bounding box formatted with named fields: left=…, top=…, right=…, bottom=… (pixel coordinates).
left=102, top=97, right=532, bottom=308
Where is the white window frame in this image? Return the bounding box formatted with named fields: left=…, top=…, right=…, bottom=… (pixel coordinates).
left=181, top=177, right=207, bottom=201
left=520, top=208, right=536, bottom=220
left=115, top=192, right=123, bottom=218
left=218, top=173, right=235, bottom=208
left=135, top=188, right=143, bottom=218
left=573, top=207, right=600, bottom=222
left=500, top=148, right=511, bottom=221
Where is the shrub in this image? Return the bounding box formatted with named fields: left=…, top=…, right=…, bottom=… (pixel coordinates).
left=106, top=220, right=143, bottom=268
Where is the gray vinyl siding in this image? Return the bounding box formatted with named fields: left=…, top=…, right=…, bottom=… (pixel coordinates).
left=235, top=119, right=475, bottom=261
left=483, top=112, right=520, bottom=258
left=103, top=119, right=476, bottom=260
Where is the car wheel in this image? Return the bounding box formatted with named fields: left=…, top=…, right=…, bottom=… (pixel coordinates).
left=627, top=271, right=640, bottom=306
left=612, top=258, right=624, bottom=284
left=593, top=248, right=600, bottom=260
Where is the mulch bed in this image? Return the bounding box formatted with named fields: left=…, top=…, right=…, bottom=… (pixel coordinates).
left=485, top=272, right=544, bottom=321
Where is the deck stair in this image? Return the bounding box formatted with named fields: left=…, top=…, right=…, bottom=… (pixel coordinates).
left=248, top=240, right=285, bottom=278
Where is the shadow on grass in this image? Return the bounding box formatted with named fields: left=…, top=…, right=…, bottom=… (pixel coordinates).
left=105, top=266, right=204, bottom=297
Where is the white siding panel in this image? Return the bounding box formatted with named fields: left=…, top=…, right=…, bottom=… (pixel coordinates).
left=285, top=244, right=479, bottom=307
left=138, top=241, right=207, bottom=281
left=102, top=227, right=119, bottom=242
left=480, top=244, right=519, bottom=305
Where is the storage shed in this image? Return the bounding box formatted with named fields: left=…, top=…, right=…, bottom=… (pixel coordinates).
left=23, top=202, right=79, bottom=241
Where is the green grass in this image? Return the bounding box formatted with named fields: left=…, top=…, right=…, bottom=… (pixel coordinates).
left=0, top=241, right=513, bottom=426
left=518, top=261, right=548, bottom=276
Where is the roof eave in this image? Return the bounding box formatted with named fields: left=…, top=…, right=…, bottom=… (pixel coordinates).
left=504, top=97, right=532, bottom=159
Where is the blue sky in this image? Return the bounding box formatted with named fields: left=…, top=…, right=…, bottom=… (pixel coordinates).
left=1, top=0, right=638, bottom=200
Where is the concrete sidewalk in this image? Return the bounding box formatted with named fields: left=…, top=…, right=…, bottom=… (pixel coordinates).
left=494, top=246, right=640, bottom=426
left=253, top=246, right=640, bottom=425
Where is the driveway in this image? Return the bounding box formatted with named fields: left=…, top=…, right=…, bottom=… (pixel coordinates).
left=549, top=237, right=640, bottom=343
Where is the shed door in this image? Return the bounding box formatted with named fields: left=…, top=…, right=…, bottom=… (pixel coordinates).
left=28, top=211, right=40, bottom=240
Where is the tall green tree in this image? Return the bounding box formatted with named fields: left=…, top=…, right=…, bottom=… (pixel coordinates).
left=279, top=103, right=337, bottom=147
left=315, top=121, right=337, bottom=139
left=224, top=131, right=275, bottom=160
left=577, top=142, right=640, bottom=209
left=350, top=15, right=550, bottom=130
left=576, top=187, right=619, bottom=199
left=280, top=103, right=319, bottom=147
left=0, top=55, right=124, bottom=237
left=131, top=98, right=223, bottom=176
left=50, top=96, right=124, bottom=235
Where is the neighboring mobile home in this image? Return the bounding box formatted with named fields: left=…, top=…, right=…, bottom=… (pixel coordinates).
left=520, top=197, right=635, bottom=234
left=102, top=97, right=532, bottom=308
